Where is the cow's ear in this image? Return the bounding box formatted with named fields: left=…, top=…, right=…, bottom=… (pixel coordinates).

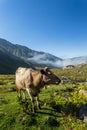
left=44, top=67, right=51, bottom=74
left=44, top=67, right=49, bottom=72
left=40, top=69, right=46, bottom=75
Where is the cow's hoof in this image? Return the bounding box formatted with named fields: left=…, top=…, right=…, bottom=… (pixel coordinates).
left=37, top=105, right=41, bottom=110
left=31, top=113, right=35, bottom=116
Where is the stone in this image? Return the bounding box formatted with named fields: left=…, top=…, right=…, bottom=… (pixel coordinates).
left=78, top=104, right=87, bottom=122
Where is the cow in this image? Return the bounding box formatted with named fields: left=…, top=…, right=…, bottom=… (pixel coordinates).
left=15, top=67, right=61, bottom=113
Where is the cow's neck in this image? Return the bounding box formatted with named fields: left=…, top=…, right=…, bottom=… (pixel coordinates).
left=32, top=71, right=42, bottom=84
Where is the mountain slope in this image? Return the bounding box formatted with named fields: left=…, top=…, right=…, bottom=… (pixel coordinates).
left=0, top=49, right=34, bottom=74
left=0, top=38, right=63, bottom=68
left=0, top=38, right=87, bottom=74
left=63, top=56, right=87, bottom=67
left=0, top=38, right=36, bottom=74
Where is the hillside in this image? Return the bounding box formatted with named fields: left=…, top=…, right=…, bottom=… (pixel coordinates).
left=54, top=63, right=87, bottom=81
left=0, top=49, right=34, bottom=74
left=0, top=38, right=87, bottom=74
left=0, top=64, right=87, bottom=129
left=0, top=38, right=62, bottom=61
left=0, top=38, right=63, bottom=74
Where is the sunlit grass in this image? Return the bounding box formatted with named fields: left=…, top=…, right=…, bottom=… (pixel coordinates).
left=0, top=66, right=87, bottom=130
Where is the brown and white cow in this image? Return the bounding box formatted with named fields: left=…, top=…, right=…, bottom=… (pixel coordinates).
left=15, top=67, right=61, bottom=113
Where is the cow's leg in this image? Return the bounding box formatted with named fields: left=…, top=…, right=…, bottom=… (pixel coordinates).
left=26, top=88, right=35, bottom=113
left=18, top=89, right=22, bottom=99
left=36, top=95, right=41, bottom=110
left=22, top=90, right=26, bottom=100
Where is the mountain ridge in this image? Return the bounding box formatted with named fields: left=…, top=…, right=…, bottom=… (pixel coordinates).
left=0, top=38, right=87, bottom=74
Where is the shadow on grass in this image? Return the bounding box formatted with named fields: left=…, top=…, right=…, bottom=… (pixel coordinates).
left=24, top=108, right=59, bottom=117
left=17, top=96, right=85, bottom=119
left=36, top=110, right=58, bottom=117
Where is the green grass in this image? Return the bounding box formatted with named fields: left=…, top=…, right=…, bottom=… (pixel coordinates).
left=0, top=66, right=87, bottom=130
left=53, top=63, right=87, bottom=81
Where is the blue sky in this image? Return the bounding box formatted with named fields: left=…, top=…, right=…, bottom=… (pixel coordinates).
left=0, top=0, right=87, bottom=58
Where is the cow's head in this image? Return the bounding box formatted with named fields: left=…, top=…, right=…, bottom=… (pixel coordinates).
left=40, top=67, right=61, bottom=85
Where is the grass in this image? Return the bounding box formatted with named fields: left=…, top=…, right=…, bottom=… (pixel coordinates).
left=0, top=64, right=87, bottom=130
left=53, top=63, right=87, bottom=81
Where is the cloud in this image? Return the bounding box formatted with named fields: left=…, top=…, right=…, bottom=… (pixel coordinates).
left=28, top=53, right=57, bottom=65
left=28, top=54, right=87, bottom=68
left=28, top=54, right=63, bottom=67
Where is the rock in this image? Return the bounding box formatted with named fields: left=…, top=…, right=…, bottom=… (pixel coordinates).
left=79, top=90, right=87, bottom=95
left=78, top=104, right=87, bottom=122
left=53, top=92, right=58, bottom=96
left=7, top=81, right=14, bottom=85
left=85, top=82, right=87, bottom=84
left=19, top=114, right=26, bottom=122
left=8, top=87, right=16, bottom=92
left=61, top=77, right=71, bottom=84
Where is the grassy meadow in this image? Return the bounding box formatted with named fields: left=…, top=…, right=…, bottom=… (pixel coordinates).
left=0, top=64, right=87, bottom=130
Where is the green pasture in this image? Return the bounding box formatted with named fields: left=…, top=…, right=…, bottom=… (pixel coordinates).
left=0, top=65, right=87, bottom=130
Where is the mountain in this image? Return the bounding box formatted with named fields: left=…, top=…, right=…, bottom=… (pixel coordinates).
left=0, top=39, right=35, bottom=74
left=62, top=56, right=87, bottom=67
left=0, top=38, right=61, bottom=60
left=0, top=49, right=34, bottom=74
left=0, top=38, right=87, bottom=74
left=0, top=38, right=62, bottom=73
left=69, top=56, right=87, bottom=65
